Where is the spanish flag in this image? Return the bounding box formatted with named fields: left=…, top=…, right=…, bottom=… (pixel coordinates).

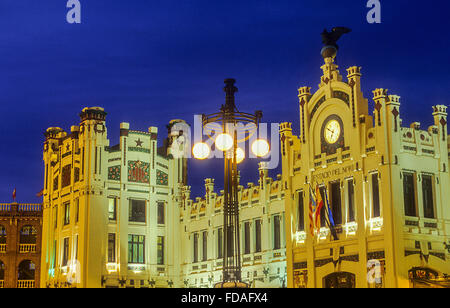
left=315, top=185, right=324, bottom=229
left=12, top=188, right=16, bottom=201
left=308, top=186, right=316, bottom=237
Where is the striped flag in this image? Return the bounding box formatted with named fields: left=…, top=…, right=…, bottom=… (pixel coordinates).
left=12, top=188, right=16, bottom=201
left=315, top=185, right=324, bottom=229
left=323, top=185, right=335, bottom=227
left=322, top=185, right=339, bottom=241
left=308, top=186, right=316, bottom=237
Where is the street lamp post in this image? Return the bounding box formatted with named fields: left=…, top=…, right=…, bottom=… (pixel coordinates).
left=193, top=78, right=269, bottom=288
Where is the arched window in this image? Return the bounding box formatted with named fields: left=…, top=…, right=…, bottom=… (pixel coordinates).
left=20, top=226, right=37, bottom=244
left=18, top=260, right=35, bottom=281
left=0, top=260, right=5, bottom=280
left=323, top=272, right=355, bottom=288
left=0, top=226, right=6, bottom=244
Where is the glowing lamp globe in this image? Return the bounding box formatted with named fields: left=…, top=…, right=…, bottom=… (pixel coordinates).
left=251, top=139, right=270, bottom=157
left=215, top=133, right=233, bottom=151
left=192, top=142, right=210, bottom=160
left=235, top=147, right=245, bottom=164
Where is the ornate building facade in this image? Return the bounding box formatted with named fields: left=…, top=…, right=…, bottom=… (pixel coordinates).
left=280, top=51, right=450, bottom=288
left=39, top=108, right=286, bottom=288
left=179, top=163, right=286, bottom=288
left=0, top=202, right=42, bottom=288
left=40, top=108, right=186, bottom=288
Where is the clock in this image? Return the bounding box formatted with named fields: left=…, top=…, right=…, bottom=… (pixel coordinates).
left=321, top=115, right=345, bottom=155
left=324, top=119, right=341, bottom=144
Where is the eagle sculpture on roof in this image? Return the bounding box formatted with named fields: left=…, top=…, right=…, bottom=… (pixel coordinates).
left=321, top=27, right=352, bottom=50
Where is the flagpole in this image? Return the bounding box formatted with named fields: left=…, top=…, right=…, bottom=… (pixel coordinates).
left=308, top=184, right=316, bottom=238
left=322, top=182, right=338, bottom=241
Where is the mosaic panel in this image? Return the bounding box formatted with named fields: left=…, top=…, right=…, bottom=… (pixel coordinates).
left=156, top=169, right=168, bottom=186
left=128, top=161, right=150, bottom=183
left=108, top=165, right=121, bottom=181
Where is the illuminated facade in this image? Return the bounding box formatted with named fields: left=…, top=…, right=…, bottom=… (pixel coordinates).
left=40, top=108, right=186, bottom=288
left=39, top=107, right=286, bottom=288
left=0, top=202, right=42, bottom=288
left=281, top=53, right=450, bottom=288
left=179, top=163, right=286, bottom=288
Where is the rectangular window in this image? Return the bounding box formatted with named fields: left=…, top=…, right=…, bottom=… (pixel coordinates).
left=75, top=198, right=79, bottom=223
left=319, top=186, right=327, bottom=227
left=129, top=199, right=146, bottom=223
left=108, top=233, right=116, bottom=263
left=63, top=202, right=70, bottom=225
left=62, top=237, right=70, bottom=266
left=74, top=167, right=80, bottom=183
left=53, top=176, right=59, bottom=191
left=372, top=173, right=381, bottom=218
left=53, top=240, right=57, bottom=268
left=297, top=191, right=305, bottom=231
left=217, top=228, right=223, bottom=259
left=108, top=198, right=117, bottom=221
left=82, top=147, right=85, bottom=176
left=255, top=219, right=262, bottom=253
left=61, top=165, right=71, bottom=188
left=128, top=235, right=145, bottom=264
left=202, top=231, right=207, bottom=261
left=330, top=181, right=342, bottom=225
left=157, top=202, right=165, bottom=225
left=54, top=207, right=58, bottom=229
left=347, top=179, right=355, bottom=222
left=403, top=172, right=416, bottom=217
left=94, top=147, right=98, bottom=174
left=273, top=215, right=281, bottom=250
left=157, top=236, right=164, bottom=265
left=193, top=233, right=199, bottom=263
left=244, top=221, right=251, bottom=255
left=45, top=164, right=48, bottom=190
left=422, top=175, right=435, bottom=219
left=74, top=235, right=78, bottom=261
left=0, top=227, right=5, bottom=244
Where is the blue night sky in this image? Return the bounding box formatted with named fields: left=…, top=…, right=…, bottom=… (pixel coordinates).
left=0, top=1, right=449, bottom=202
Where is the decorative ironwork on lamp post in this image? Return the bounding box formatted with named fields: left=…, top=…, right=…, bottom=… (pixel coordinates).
left=193, top=78, right=269, bottom=288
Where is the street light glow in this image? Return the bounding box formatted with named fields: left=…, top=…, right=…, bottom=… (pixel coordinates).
left=192, top=142, right=210, bottom=160
left=235, top=147, right=245, bottom=164
left=215, top=133, right=233, bottom=151
left=251, top=139, right=270, bottom=157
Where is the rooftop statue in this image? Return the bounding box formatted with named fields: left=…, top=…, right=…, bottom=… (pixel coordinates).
left=321, top=27, right=352, bottom=50
left=320, top=27, right=351, bottom=59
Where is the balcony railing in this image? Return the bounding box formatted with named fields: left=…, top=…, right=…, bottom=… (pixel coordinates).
left=18, top=204, right=41, bottom=212
left=19, top=244, right=37, bottom=253
left=17, top=280, right=35, bottom=288
left=0, top=203, right=42, bottom=217
left=0, top=244, right=6, bottom=253
left=0, top=204, right=11, bottom=211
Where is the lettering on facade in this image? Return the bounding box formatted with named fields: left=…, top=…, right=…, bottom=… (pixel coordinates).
left=311, top=164, right=354, bottom=183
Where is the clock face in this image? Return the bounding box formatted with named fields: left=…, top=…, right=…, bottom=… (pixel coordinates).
left=324, top=120, right=341, bottom=144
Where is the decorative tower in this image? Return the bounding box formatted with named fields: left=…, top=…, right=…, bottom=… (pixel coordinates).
left=77, top=107, right=109, bottom=287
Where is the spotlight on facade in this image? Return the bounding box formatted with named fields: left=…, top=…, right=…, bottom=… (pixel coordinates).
left=215, top=133, right=234, bottom=152
left=192, top=142, right=210, bottom=160
left=251, top=139, right=270, bottom=157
